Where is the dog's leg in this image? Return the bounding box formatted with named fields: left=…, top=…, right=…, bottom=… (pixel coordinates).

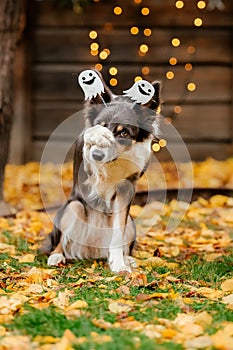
left=47, top=241, right=66, bottom=266
left=109, top=196, right=132, bottom=273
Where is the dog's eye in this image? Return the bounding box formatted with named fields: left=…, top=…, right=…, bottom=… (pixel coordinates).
left=120, top=129, right=129, bottom=138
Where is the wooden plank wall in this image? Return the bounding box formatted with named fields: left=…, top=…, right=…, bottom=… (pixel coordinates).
left=13, top=0, right=232, bottom=162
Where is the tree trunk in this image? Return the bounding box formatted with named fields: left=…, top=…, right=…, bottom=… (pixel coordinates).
left=0, top=0, right=20, bottom=213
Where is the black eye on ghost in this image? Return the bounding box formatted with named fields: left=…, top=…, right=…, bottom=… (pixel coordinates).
left=138, top=83, right=151, bottom=96
left=82, top=72, right=95, bottom=85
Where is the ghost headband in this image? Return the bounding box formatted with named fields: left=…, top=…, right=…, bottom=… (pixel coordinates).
left=123, top=80, right=155, bottom=105
left=78, top=69, right=105, bottom=100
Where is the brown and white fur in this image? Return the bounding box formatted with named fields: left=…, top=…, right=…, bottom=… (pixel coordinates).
left=42, top=72, right=161, bottom=273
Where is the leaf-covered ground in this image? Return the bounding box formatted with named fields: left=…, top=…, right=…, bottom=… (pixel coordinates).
left=0, top=194, right=233, bottom=349
left=4, top=157, right=233, bottom=211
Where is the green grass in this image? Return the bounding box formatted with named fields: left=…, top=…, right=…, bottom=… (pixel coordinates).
left=177, top=253, right=233, bottom=284
left=7, top=306, right=182, bottom=350
left=2, top=230, right=30, bottom=252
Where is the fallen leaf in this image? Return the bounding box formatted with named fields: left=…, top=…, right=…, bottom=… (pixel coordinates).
left=194, top=311, right=213, bottom=327
left=222, top=293, right=233, bottom=305
left=66, top=299, right=88, bottom=311
left=108, top=301, right=132, bottom=314
left=15, top=254, right=35, bottom=263
left=221, top=279, right=233, bottom=292
left=92, top=318, right=113, bottom=330
left=185, top=335, right=213, bottom=348
left=90, top=332, right=112, bottom=344
left=52, top=290, right=71, bottom=309
left=196, top=287, right=224, bottom=300
left=211, top=329, right=233, bottom=349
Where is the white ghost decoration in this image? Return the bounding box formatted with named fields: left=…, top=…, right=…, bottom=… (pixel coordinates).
left=123, top=80, right=155, bottom=105
left=78, top=69, right=105, bottom=100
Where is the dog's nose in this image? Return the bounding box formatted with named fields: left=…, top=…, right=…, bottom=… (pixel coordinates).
left=92, top=149, right=105, bottom=161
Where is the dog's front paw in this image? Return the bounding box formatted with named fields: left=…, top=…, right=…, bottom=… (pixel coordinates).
left=47, top=253, right=66, bottom=266
left=110, top=262, right=132, bottom=274
left=84, top=125, right=115, bottom=148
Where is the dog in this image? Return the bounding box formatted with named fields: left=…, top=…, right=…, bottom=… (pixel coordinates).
left=42, top=69, right=161, bottom=273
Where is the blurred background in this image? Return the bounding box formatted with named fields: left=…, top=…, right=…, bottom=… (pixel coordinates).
left=9, top=0, right=232, bottom=164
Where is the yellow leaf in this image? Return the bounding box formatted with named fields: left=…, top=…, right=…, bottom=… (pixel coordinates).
left=66, top=300, right=88, bottom=311
left=0, top=243, right=15, bottom=255
left=90, top=332, right=112, bottom=344
left=34, top=335, right=59, bottom=345
left=185, top=335, right=213, bottom=348
left=53, top=291, right=71, bottom=309
left=196, top=287, right=224, bottom=300
left=211, top=330, right=233, bottom=349
left=222, top=293, right=233, bottom=305
left=15, top=254, right=35, bottom=263
left=130, top=205, right=143, bottom=218
left=92, top=318, right=113, bottom=330
left=0, top=335, right=32, bottom=349
left=209, top=194, right=229, bottom=207
left=108, top=301, right=132, bottom=314
left=142, top=324, right=162, bottom=339
left=194, top=311, right=213, bottom=327
left=53, top=329, right=77, bottom=350
left=0, top=326, right=6, bottom=336
left=221, top=279, right=233, bottom=292
left=161, top=328, right=177, bottom=339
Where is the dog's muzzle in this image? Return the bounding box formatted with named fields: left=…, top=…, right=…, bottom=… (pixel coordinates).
left=92, top=149, right=105, bottom=162
left=90, top=144, right=117, bottom=163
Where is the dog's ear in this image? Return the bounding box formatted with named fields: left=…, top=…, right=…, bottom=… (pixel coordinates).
left=146, top=81, right=161, bottom=112
left=74, top=69, right=113, bottom=105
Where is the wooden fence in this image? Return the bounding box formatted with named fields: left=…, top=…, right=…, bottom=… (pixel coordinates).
left=10, top=0, right=233, bottom=163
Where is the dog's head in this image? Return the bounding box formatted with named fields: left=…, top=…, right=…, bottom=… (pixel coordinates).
left=78, top=69, right=160, bottom=135
left=76, top=69, right=161, bottom=165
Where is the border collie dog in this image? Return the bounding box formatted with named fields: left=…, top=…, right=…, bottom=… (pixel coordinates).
left=42, top=69, right=161, bottom=273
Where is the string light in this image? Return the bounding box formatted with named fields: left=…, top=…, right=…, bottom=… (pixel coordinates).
left=171, top=38, right=180, bottom=47
left=141, top=7, right=150, bottom=15
left=142, top=66, right=150, bottom=75
left=166, top=71, right=175, bottom=79
left=174, top=106, right=182, bottom=113
left=103, top=48, right=110, bottom=55
left=139, top=44, right=149, bottom=53
left=138, top=50, right=146, bottom=57
left=135, top=76, right=142, bottom=82
left=187, top=82, right=196, bottom=91
left=113, top=6, right=122, bottom=15
left=90, top=42, right=99, bottom=51
left=134, top=0, right=142, bottom=3
left=185, top=63, right=193, bottom=71
left=194, top=17, right=203, bottom=26
left=109, top=67, right=118, bottom=75
left=99, top=50, right=108, bottom=59
left=95, top=63, right=103, bottom=71
left=152, top=143, right=160, bottom=152
left=175, top=1, right=184, bottom=9
left=159, top=139, right=167, bottom=148
left=169, top=57, right=177, bottom=65
left=187, top=45, right=195, bottom=54
left=89, top=30, right=98, bottom=39
left=144, top=28, right=152, bottom=36
left=90, top=50, right=98, bottom=56
left=109, top=78, right=118, bottom=86
left=130, top=26, right=139, bottom=35
left=197, top=1, right=206, bottom=9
